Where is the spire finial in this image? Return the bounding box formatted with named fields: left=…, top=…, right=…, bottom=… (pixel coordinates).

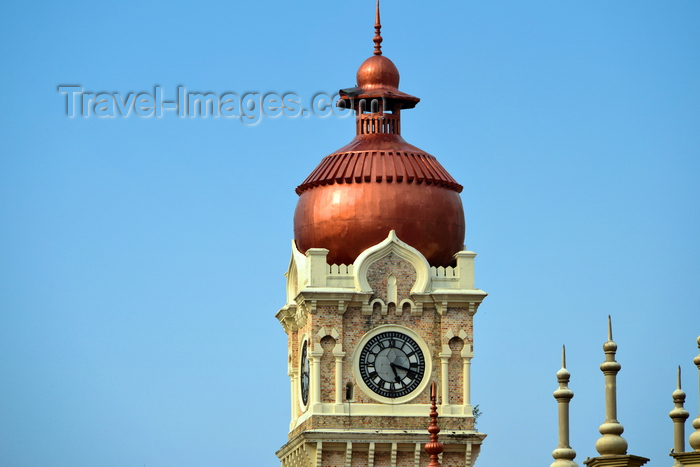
left=595, top=315, right=628, bottom=456
left=586, top=320, right=648, bottom=467
left=551, top=345, right=577, bottom=467
left=373, top=0, right=383, bottom=55
left=689, top=335, right=700, bottom=451
left=670, top=365, right=689, bottom=454
left=425, top=381, right=444, bottom=467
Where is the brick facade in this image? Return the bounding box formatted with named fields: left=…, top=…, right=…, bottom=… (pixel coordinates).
left=366, top=252, right=417, bottom=305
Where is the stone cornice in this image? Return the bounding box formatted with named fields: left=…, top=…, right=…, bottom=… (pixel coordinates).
left=276, top=304, right=298, bottom=333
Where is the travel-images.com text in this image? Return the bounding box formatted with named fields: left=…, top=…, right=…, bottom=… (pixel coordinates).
left=58, top=86, right=356, bottom=124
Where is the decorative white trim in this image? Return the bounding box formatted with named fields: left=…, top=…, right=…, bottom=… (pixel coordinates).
left=309, top=342, right=323, bottom=413
left=286, top=261, right=298, bottom=305
left=413, top=443, right=421, bottom=467
left=397, top=298, right=416, bottom=316
left=369, top=298, right=387, bottom=315
left=344, top=442, right=352, bottom=467
left=353, top=230, right=431, bottom=294
left=317, top=326, right=340, bottom=341
left=289, top=240, right=307, bottom=300
left=315, top=441, right=322, bottom=467
left=444, top=328, right=455, bottom=343
left=291, top=402, right=478, bottom=418
left=387, top=274, right=397, bottom=305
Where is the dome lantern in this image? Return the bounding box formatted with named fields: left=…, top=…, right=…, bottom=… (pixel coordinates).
left=293, top=1, right=466, bottom=267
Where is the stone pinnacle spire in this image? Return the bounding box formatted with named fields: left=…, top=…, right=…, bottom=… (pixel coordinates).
left=689, top=336, right=700, bottom=451
left=595, top=316, right=627, bottom=457
left=669, top=336, right=700, bottom=467
left=670, top=366, right=690, bottom=456
left=584, top=317, right=648, bottom=467
left=551, top=345, right=578, bottom=467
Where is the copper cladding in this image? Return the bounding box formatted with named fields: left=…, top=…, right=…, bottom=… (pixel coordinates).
left=292, top=5, right=466, bottom=268
left=294, top=175, right=465, bottom=268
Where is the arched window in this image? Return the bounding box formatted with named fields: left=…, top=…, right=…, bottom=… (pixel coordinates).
left=345, top=382, right=354, bottom=401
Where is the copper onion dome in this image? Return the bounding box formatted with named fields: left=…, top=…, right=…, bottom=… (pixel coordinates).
left=293, top=1, right=465, bottom=267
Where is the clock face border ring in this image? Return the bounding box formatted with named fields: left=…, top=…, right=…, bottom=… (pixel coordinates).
left=352, top=324, right=432, bottom=405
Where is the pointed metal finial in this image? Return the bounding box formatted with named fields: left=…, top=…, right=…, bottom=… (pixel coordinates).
left=426, top=381, right=443, bottom=467
left=607, top=315, right=613, bottom=342
left=563, top=345, right=567, bottom=369
left=373, top=0, right=383, bottom=55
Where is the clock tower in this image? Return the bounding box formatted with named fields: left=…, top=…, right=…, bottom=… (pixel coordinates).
left=276, top=5, right=487, bottom=466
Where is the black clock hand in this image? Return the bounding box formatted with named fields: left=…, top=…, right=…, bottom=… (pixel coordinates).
left=391, top=362, right=418, bottom=377
left=389, top=363, right=402, bottom=383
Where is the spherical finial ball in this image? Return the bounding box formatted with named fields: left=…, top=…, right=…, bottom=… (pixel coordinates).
left=672, top=388, right=686, bottom=400
left=357, top=55, right=400, bottom=90
left=556, top=367, right=571, bottom=381
left=603, top=340, right=617, bottom=352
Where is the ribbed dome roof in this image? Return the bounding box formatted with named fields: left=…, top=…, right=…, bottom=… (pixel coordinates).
left=296, top=137, right=462, bottom=195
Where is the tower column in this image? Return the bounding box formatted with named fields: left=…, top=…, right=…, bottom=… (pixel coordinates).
left=333, top=346, right=346, bottom=410
left=290, top=367, right=299, bottom=426
left=310, top=346, right=323, bottom=411
left=461, top=346, right=473, bottom=416
left=439, top=350, right=450, bottom=410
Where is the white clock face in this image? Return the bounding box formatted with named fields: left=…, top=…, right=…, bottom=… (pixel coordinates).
left=358, top=330, right=425, bottom=399
left=300, top=340, right=309, bottom=406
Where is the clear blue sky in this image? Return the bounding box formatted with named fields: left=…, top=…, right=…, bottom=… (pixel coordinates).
left=1, top=1, right=699, bottom=466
